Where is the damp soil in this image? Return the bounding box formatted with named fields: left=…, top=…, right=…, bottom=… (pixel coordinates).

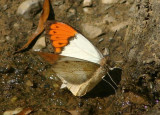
left=0, top=0, right=160, bottom=114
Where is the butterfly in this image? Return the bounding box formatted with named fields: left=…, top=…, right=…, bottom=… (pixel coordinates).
left=36, top=21, right=117, bottom=96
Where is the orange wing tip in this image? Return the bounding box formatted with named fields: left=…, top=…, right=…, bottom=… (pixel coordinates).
left=48, top=22, right=78, bottom=54
left=49, top=22, right=77, bottom=36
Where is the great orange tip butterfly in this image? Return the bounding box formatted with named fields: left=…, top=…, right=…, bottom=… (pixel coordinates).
left=36, top=21, right=117, bottom=96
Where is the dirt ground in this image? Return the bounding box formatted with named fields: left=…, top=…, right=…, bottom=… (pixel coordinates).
left=0, top=0, right=160, bottom=114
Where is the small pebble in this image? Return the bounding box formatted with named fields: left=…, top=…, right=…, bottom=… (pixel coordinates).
left=13, top=23, right=20, bottom=29
left=67, top=8, right=76, bottom=17
left=0, top=38, right=6, bottom=43
left=26, top=80, right=33, bottom=87
left=81, top=23, right=103, bottom=39
left=7, top=79, right=16, bottom=84
left=3, top=5, right=8, bottom=10
left=110, top=21, right=129, bottom=32
left=5, top=36, right=10, bottom=40
left=101, top=0, right=118, bottom=4
left=98, top=38, right=104, bottom=43
left=3, top=108, right=23, bottom=115
left=120, top=0, right=126, bottom=4
left=103, top=14, right=116, bottom=23
left=83, top=0, right=92, bottom=7
left=124, top=92, right=149, bottom=105
left=108, top=37, right=113, bottom=41
left=11, top=96, right=18, bottom=103
left=17, top=0, right=42, bottom=19
left=103, top=48, right=109, bottom=56
left=53, top=0, right=64, bottom=6
left=32, top=36, right=46, bottom=51
left=53, top=83, right=60, bottom=89
left=83, top=7, right=94, bottom=14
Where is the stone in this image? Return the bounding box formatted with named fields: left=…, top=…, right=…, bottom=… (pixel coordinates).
left=5, top=36, right=10, bottom=41
left=17, top=0, right=42, bottom=19
left=67, top=8, right=76, bottom=17
left=3, top=5, right=8, bottom=10
left=101, top=0, right=118, bottom=4
left=120, top=0, right=126, bottom=4
left=81, top=23, right=103, bottom=39
left=3, top=108, right=23, bottom=115
left=10, top=96, right=18, bottom=103
left=26, top=80, right=33, bottom=87
left=98, top=38, right=104, bottom=43
left=53, top=0, right=64, bottom=6
left=110, top=21, right=129, bottom=32
left=32, top=36, right=46, bottom=51
left=124, top=92, right=149, bottom=105
left=83, top=7, right=94, bottom=14
left=83, top=0, right=92, bottom=7
left=0, top=37, right=5, bottom=43
left=13, top=23, right=20, bottom=29
left=103, top=14, right=116, bottom=23
left=103, top=48, right=109, bottom=56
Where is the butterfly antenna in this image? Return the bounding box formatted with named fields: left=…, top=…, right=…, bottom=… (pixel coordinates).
left=107, top=72, right=118, bottom=88
left=102, top=76, right=116, bottom=93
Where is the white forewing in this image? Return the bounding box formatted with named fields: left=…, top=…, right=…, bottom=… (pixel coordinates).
left=60, top=33, right=103, bottom=64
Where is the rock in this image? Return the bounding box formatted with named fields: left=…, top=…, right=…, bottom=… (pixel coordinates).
left=103, top=48, right=109, bottom=56
left=124, top=92, right=149, bottom=105
left=3, top=5, right=8, bottom=10
left=10, top=96, right=18, bottom=103
left=83, top=7, right=94, bottom=14
left=120, top=0, right=126, bottom=4
left=67, top=8, right=76, bottom=17
left=26, top=80, right=33, bottom=87
left=83, top=0, right=92, bottom=7
left=0, top=38, right=5, bottom=43
left=98, top=38, right=104, bottom=43
left=53, top=0, right=64, bottom=6
left=17, top=0, right=42, bottom=19
left=81, top=23, right=103, bottom=39
left=110, top=21, right=129, bottom=32
left=101, top=0, right=118, bottom=4
left=3, top=108, right=23, bottom=115
left=32, top=36, right=46, bottom=51
left=13, top=23, right=20, bottom=29
left=5, top=36, right=10, bottom=41
left=103, top=14, right=116, bottom=23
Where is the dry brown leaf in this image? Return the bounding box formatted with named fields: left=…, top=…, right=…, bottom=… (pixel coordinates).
left=15, top=0, right=50, bottom=53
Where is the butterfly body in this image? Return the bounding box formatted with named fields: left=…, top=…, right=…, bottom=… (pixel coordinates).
left=38, top=21, right=108, bottom=96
